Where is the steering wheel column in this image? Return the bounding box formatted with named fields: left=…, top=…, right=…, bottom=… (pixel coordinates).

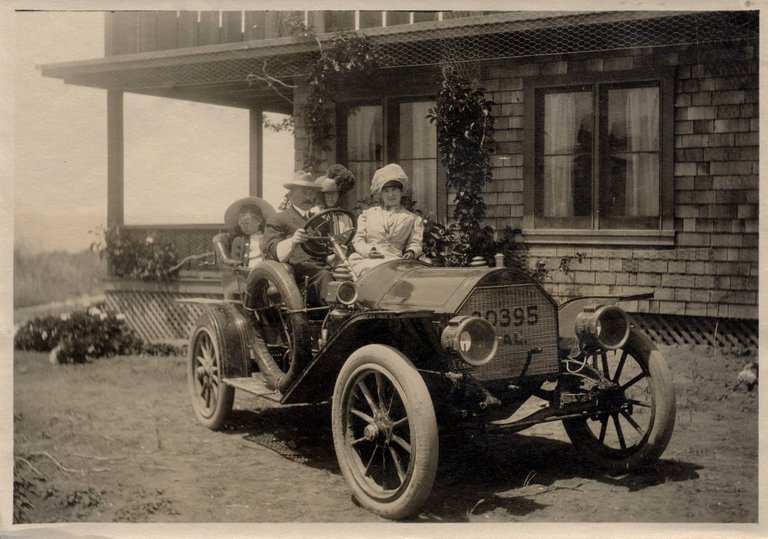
left=301, top=209, right=359, bottom=281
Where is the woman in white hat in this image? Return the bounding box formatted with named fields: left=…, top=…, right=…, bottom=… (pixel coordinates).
left=213, top=196, right=276, bottom=268
left=348, top=163, right=424, bottom=273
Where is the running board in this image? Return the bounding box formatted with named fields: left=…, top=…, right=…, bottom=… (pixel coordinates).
left=224, top=375, right=283, bottom=403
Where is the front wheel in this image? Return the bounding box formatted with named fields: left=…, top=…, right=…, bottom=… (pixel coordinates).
left=562, top=328, right=676, bottom=472
left=332, top=345, right=438, bottom=520
left=188, top=314, right=235, bottom=430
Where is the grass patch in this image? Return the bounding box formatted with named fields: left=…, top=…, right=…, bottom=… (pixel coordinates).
left=14, top=244, right=105, bottom=308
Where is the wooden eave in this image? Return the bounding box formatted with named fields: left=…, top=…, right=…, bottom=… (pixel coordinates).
left=38, top=10, right=755, bottom=110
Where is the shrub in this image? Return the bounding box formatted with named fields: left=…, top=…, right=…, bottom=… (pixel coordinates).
left=14, top=305, right=183, bottom=362
left=92, top=226, right=179, bottom=281
left=427, top=68, right=495, bottom=240
left=418, top=212, right=534, bottom=276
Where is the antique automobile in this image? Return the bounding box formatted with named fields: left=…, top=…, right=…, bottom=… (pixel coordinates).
left=186, top=208, right=676, bottom=520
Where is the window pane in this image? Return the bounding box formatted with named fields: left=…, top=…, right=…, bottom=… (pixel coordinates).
left=544, top=92, right=593, bottom=155
left=606, top=87, right=659, bottom=152
left=536, top=90, right=593, bottom=228
left=600, top=86, right=659, bottom=229
left=401, top=160, right=437, bottom=211
left=347, top=105, right=383, bottom=205
left=398, top=101, right=437, bottom=213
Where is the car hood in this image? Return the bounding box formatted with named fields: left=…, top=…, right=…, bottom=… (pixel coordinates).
left=354, top=259, right=536, bottom=314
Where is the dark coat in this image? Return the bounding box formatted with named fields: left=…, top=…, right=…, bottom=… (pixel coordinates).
left=260, top=206, right=315, bottom=265
left=260, top=206, right=331, bottom=306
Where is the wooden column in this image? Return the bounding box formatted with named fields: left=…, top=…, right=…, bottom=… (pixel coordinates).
left=107, top=91, right=124, bottom=226
left=249, top=108, right=263, bottom=197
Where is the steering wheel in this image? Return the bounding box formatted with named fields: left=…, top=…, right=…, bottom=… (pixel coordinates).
left=301, top=208, right=357, bottom=258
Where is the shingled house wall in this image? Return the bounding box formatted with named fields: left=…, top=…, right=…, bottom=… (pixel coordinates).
left=290, top=40, right=758, bottom=321
left=480, top=42, right=758, bottom=319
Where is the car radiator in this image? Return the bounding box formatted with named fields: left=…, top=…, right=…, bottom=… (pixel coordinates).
left=456, top=283, right=560, bottom=381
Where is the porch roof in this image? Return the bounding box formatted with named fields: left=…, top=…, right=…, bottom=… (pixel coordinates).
left=39, top=10, right=757, bottom=109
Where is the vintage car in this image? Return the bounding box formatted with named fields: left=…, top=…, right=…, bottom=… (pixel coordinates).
left=186, top=208, right=676, bottom=520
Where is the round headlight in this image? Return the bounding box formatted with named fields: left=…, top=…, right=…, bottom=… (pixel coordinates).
left=441, top=316, right=498, bottom=366
left=335, top=280, right=358, bottom=306
left=574, top=305, right=630, bottom=350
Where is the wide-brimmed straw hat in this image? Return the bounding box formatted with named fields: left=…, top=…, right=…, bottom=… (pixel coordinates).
left=315, top=176, right=339, bottom=193
left=283, top=170, right=318, bottom=190
left=370, top=163, right=409, bottom=195
left=224, top=197, right=276, bottom=230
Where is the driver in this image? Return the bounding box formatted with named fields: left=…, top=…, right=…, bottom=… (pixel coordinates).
left=260, top=171, right=332, bottom=306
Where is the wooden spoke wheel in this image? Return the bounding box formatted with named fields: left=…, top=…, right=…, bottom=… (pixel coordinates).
left=187, top=316, right=234, bottom=430
left=332, top=345, right=438, bottom=520
left=563, top=329, right=676, bottom=472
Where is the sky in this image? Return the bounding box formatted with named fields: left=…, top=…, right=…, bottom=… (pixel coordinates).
left=14, top=10, right=294, bottom=253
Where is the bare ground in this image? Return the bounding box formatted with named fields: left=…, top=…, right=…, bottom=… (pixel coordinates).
left=12, top=344, right=758, bottom=524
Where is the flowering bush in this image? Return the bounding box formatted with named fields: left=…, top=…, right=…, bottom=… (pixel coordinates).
left=14, top=305, right=183, bottom=363
left=418, top=212, right=533, bottom=274
left=92, top=225, right=179, bottom=280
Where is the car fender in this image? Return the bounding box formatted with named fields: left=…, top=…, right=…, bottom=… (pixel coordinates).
left=191, top=302, right=254, bottom=379
left=281, top=310, right=441, bottom=404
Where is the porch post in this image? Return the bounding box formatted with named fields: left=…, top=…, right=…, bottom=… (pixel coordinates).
left=107, top=90, right=124, bottom=226
left=249, top=107, right=264, bottom=197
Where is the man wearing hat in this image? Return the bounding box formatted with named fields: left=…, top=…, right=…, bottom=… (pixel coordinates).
left=260, top=170, right=332, bottom=305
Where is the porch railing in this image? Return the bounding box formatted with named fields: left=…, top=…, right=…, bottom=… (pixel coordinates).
left=119, top=223, right=223, bottom=274
left=105, top=224, right=224, bottom=344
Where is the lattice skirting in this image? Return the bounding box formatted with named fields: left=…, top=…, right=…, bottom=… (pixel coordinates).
left=106, top=286, right=758, bottom=353
left=630, top=313, right=758, bottom=352
left=105, top=290, right=221, bottom=345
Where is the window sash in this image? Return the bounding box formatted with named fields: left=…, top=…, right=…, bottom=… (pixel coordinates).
left=345, top=104, right=384, bottom=205
left=533, top=80, right=662, bottom=231
left=598, top=83, right=660, bottom=229
left=340, top=98, right=440, bottom=215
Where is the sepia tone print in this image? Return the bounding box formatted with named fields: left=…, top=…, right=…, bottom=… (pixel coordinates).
left=10, top=7, right=759, bottom=531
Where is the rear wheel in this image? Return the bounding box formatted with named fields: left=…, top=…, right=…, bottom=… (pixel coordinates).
left=562, top=329, right=676, bottom=472
left=188, top=315, right=234, bottom=430
left=332, top=345, right=438, bottom=520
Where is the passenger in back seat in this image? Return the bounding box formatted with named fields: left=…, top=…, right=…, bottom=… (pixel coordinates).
left=213, top=196, right=276, bottom=268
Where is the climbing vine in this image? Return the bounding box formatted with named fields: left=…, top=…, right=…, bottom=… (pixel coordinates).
left=248, top=15, right=382, bottom=171
left=302, top=32, right=380, bottom=169
left=425, top=68, right=500, bottom=267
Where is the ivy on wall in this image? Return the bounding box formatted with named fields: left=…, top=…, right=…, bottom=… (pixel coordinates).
left=428, top=68, right=495, bottom=237
left=257, top=15, right=383, bottom=171
left=422, top=68, right=516, bottom=269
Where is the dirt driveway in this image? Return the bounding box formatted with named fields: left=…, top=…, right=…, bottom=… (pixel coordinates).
left=12, top=344, right=758, bottom=526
